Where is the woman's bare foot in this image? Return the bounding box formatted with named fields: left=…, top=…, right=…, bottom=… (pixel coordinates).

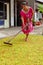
left=25, top=38, right=28, bottom=41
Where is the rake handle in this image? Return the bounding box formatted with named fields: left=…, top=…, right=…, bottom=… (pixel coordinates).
left=7, top=23, right=29, bottom=42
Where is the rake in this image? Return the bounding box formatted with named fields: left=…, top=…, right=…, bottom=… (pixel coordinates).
left=4, top=23, right=29, bottom=45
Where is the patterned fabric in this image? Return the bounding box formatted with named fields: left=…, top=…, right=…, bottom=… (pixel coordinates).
left=20, top=7, right=34, bottom=34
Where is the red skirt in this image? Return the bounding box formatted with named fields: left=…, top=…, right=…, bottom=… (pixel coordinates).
left=22, top=22, right=33, bottom=34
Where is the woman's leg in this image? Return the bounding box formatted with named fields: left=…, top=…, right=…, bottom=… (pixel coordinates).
left=25, top=34, right=29, bottom=41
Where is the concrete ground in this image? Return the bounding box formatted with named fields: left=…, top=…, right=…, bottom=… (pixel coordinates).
left=0, top=24, right=43, bottom=38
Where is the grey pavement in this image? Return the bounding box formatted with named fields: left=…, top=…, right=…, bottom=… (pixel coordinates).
left=0, top=24, right=43, bottom=39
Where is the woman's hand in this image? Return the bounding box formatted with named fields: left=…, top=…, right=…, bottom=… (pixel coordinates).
left=27, top=18, right=30, bottom=23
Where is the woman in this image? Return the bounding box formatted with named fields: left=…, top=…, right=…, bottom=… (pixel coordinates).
left=20, top=1, right=34, bottom=41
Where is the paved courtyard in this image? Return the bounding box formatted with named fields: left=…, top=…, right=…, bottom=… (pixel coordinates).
left=0, top=24, right=43, bottom=38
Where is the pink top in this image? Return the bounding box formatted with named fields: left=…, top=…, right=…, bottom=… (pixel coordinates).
left=20, top=7, right=33, bottom=24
